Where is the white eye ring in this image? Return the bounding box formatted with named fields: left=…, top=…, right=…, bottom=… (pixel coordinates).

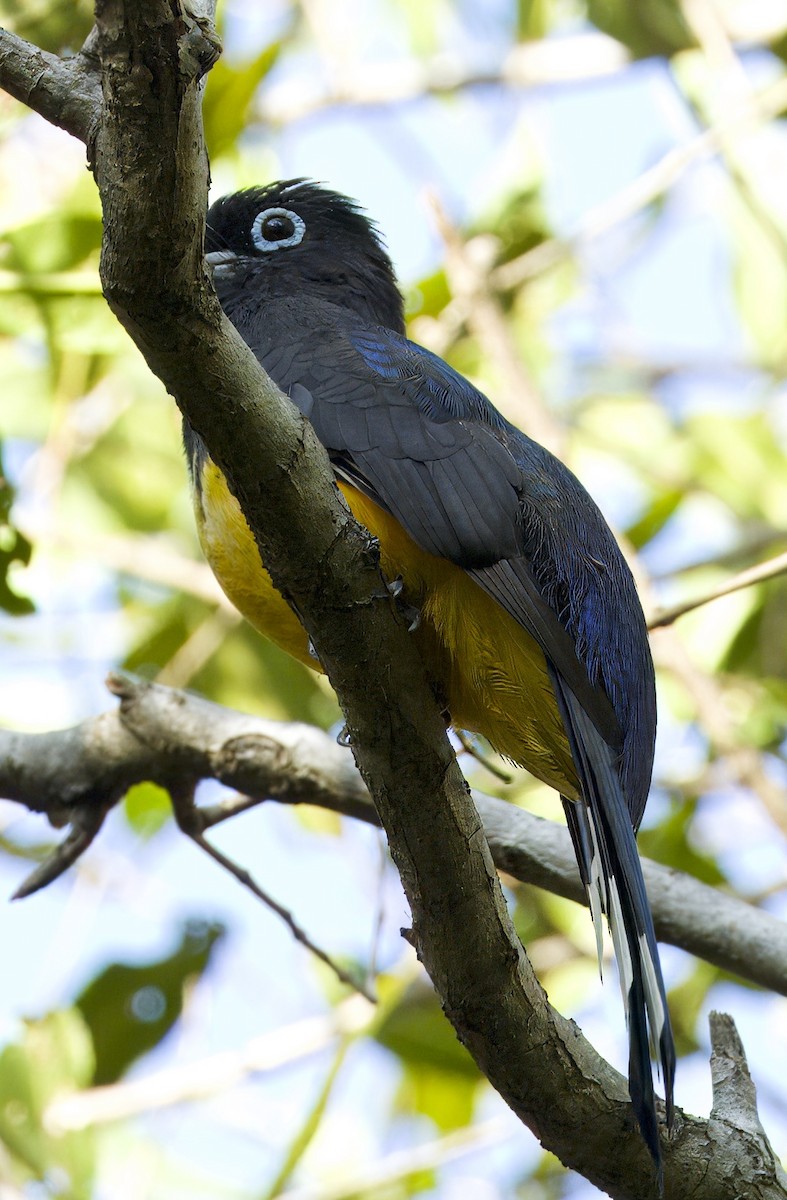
left=251, top=207, right=306, bottom=252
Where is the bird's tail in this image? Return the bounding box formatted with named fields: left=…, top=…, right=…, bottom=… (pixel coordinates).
left=552, top=674, right=675, bottom=1178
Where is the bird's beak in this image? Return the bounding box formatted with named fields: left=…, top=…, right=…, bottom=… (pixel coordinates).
left=205, top=248, right=238, bottom=277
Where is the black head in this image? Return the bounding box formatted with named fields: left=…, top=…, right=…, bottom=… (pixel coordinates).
left=205, top=179, right=405, bottom=334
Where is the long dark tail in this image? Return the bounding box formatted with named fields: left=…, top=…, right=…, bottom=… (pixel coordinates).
left=551, top=672, right=675, bottom=1179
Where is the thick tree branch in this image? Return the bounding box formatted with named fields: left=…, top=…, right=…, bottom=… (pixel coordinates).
left=1, top=13, right=786, bottom=1197
left=2, top=675, right=787, bottom=999
left=0, top=27, right=100, bottom=141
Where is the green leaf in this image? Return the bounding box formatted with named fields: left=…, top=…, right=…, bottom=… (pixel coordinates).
left=405, top=268, right=451, bottom=321
left=477, top=185, right=551, bottom=268
left=585, top=0, right=696, bottom=59
left=638, top=797, right=726, bottom=886
left=203, top=40, right=286, bottom=160
left=625, top=487, right=684, bottom=550
left=516, top=0, right=550, bottom=40
left=75, top=919, right=225, bottom=1085
left=375, top=984, right=479, bottom=1077
left=396, top=1062, right=478, bottom=1133
left=722, top=582, right=787, bottom=685
left=0, top=451, right=34, bottom=615
left=123, top=782, right=172, bottom=838
left=3, top=211, right=102, bottom=275
left=0, top=1009, right=95, bottom=1197
left=0, top=0, right=94, bottom=53
left=727, top=189, right=787, bottom=367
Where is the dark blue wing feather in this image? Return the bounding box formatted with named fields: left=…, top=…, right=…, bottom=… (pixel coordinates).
left=209, top=290, right=673, bottom=1171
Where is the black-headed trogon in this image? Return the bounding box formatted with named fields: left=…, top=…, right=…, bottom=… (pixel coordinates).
left=185, top=179, right=675, bottom=1170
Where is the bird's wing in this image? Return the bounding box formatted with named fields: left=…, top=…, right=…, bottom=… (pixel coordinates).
left=282, top=325, right=622, bottom=749
left=262, top=318, right=673, bottom=1166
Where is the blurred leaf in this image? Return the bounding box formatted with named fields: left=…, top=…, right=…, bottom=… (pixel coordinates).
left=516, top=0, right=550, bottom=39
left=75, top=919, right=225, bottom=1085
left=375, top=983, right=479, bottom=1077
left=625, top=487, right=684, bottom=550
left=478, top=185, right=551, bottom=268
left=3, top=211, right=102, bottom=275
left=396, top=1061, right=477, bottom=1133
left=0, top=0, right=94, bottom=53
left=406, top=268, right=451, bottom=320
left=638, top=797, right=726, bottom=886
left=204, top=40, right=286, bottom=160
left=398, top=0, right=446, bottom=55
left=727, top=190, right=787, bottom=368
left=262, top=1040, right=350, bottom=1200
left=511, top=885, right=547, bottom=945
left=123, top=781, right=172, bottom=838
left=0, top=451, right=33, bottom=614
left=687, top=411, right=787, bottom=524
left=192, top=618, right=340, bottom=727
left=722, top=580, right=787, bottom=683
left=666, top=959, right=718, bottom=1055
left=0, top=1008, right=95, bottom=1197
left=585, top=0, right=695, bottom=59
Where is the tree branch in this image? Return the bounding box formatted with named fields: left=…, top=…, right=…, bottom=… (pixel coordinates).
left=256, top=33, right=629, bottom=126
left=492, top=75, right=787, bottom=291
left=2, top=12, right=786, bottom=1197
left=0, top=26, right=100, bottom=142
left=649, top=549, right=787, bottom=628
left=707, top=1013, right=787, bottom=1193
left=2, top=675, right=787, bottom=999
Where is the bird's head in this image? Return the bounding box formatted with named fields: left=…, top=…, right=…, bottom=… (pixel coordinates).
left=205, top=179, right=405, bottom=333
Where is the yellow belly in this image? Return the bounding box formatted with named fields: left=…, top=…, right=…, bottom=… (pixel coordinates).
left=194, top=458, right=579, bottom=798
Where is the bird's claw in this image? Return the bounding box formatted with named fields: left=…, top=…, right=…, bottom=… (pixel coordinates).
left=387, top=576, right=421, bottom=633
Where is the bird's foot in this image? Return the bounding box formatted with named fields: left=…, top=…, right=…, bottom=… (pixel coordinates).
left=387, top=575, right=421, bottom=633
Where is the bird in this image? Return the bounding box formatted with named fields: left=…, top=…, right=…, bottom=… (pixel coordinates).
left=185, top=178, right=675, bottom=1172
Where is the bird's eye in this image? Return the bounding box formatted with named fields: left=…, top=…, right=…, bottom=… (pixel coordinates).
left=251, top=206, right=306, bottom=252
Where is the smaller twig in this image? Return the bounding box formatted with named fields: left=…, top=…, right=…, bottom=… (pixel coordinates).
left=12, top=803, right=109, bottom=899
left=649, top=549, right=787, bottom=628
left=709, top=1011, right=760, bottom=1125
left=0, top=27, right=102, bottom=141
left=455, top=731, right=513, bottom=784
left=197, top=791, right=267, bottom=828
left=493, top=75, right=787, bottom=291
left=427, top=192, right=564, bottom=455
left=168, top=781, right=375, bottom=1003
left=257, top=33, right=628, bottom=125
left=5, top=676, right=787, bottom=994
left=192, top=829, right=376, bottom=1002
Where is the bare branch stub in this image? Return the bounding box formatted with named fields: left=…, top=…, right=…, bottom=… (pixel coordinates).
left=12, top=802, right=110, bottom=899
left=707, top=1012, right=787, bottom=1195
